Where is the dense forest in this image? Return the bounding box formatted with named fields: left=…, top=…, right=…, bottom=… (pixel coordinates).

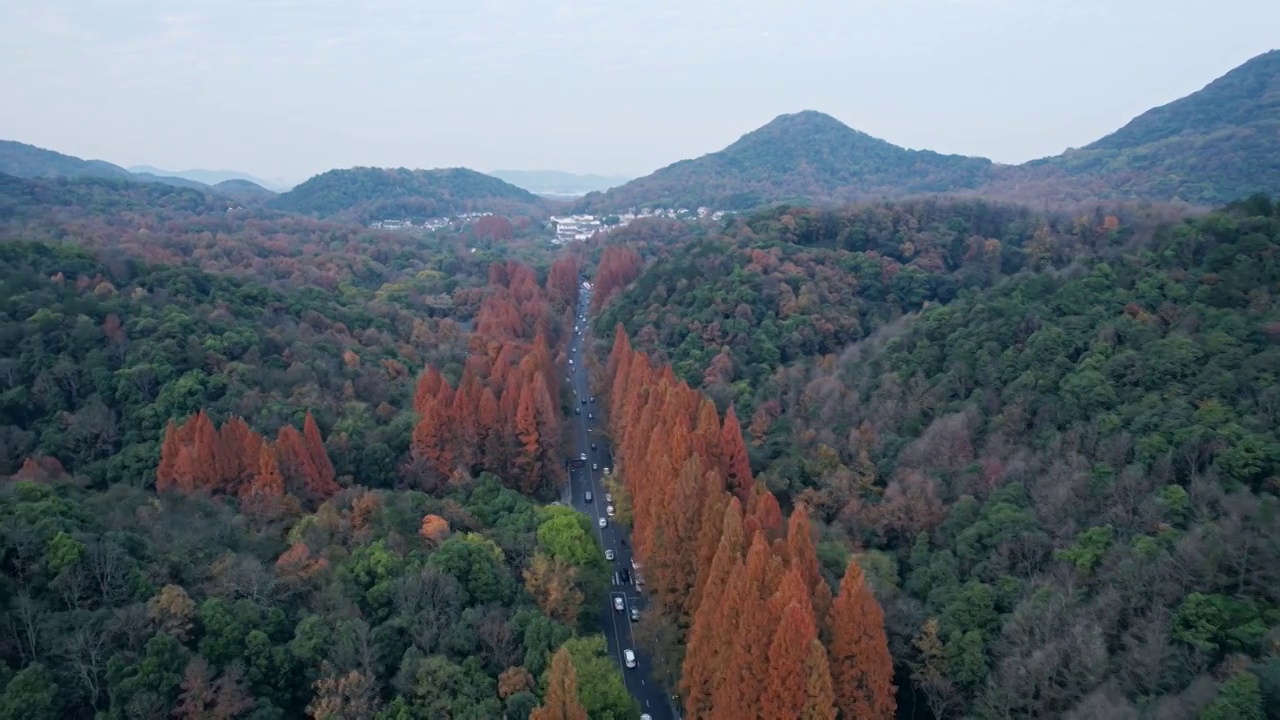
left=595, top=195, right=1280, bottom=717
left=5, top=110, right=1280, bottom=717
left=0, top=173, right=666, bottom=718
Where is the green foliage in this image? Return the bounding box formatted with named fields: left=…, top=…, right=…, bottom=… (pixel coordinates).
left=427, top=533, right=515, bottom=605
left=1172, top=593, right=1268, bottom=657
left=1055, top=525, right=1114, bottom=573
left=0, top=663, right=59, bottom=720
left=105, top=632, right=188, bottom=719
left=536, top=508, right=601, bottom=567
left=1201, top=672, right=1265, bottom=720
left=552, top=635, right=641, bottom=720
left=0, top=473, right=611, bottom=718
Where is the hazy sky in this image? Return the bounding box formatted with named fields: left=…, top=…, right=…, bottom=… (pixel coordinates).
left=1, top=0, right=1276, bottom=185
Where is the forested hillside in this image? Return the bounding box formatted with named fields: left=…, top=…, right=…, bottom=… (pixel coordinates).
left=1013, top=50, right=1280, bottom=205
left=0, top=141, right=138, bottom=182
left=0, top=172, right=543, bottom=295
left=0, top=171, right=653, bottom=718
left=598, top=198, right=1157, bottom=405
left=597, top=196, right=1280, bottom=717
left=270, top=167, right=551, bottom=224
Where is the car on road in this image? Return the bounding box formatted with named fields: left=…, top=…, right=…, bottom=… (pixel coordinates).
left=605, top=548, right=615, bottom=561
left=593, top=463, right=598, bottom=471
left=590, top=396, right=596, bottom=403
left=574, top=407, right=580, bottom=415
left=588, top=413, right=594, bottom=419
left=599, top=517, right=607, bottom=528
left=605, top=492, right=612, bottom=502
left=630, top=607, right=639, bottom=622
left=590, top=443, right=596, bottom=450
left=624, top=649, right=636, bottom=668
left=620, top=568, right=631, bottom=584
left=584, top=491, right=592, bottom=503
left=606, top=505, right=615, bottom=517
left=613, top=596, right=624, bottom=611
left=579, top=452, right=588, bottom=461
left=581, top=398, right=587, bottom=404
left=568, top=358, right=573, bottom=364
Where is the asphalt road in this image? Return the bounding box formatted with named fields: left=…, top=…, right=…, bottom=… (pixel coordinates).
left=565, top=284, right=676, bottom=720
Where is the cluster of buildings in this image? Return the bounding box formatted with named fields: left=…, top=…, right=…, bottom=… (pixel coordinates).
left=549, top=207, right=726, bottom=245
left=368, top=211, right=494, bottom=231
left=369, top=207, right=731, bottom=244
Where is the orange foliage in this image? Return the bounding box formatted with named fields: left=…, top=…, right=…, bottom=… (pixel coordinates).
left=275, top=542, right=329, bottom=579
left=156, top=410, right=333, bottom=510
left=603, top=324, right=894, bottom=719
left=590, top=245, right=642, bottom=314
left=419, top=514, right=451, bottom=545
left=530, top=648, right=588, bottom=720
left=720, top=406, right=753, bottom=502
left=402, top=258, right=566, bottom=496
left=828, top=558, right=896, bottom=720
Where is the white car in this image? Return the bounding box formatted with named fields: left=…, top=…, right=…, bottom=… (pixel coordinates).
left=599, top=517, right=607, bottom=528
left=624, top=649, right=636, bottom=668
left=605, top=548, right=615, bottom=561
left=605, top=493, right=613, bottom=503
left=606, top=505, right=615, bottom=517
left=614, top=596, right=624, bottom=612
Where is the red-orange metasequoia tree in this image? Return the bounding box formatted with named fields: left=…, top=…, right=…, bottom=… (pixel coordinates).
left=603, top=323, right=895, bottom=718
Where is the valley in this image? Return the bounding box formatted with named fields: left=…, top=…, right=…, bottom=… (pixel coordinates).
left=0, top=38, right=1277, bottom=720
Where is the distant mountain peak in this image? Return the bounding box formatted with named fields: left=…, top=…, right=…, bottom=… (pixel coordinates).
left=758, top=109, right=856, bottom=129
left=577, top=109, right=991, bottom=212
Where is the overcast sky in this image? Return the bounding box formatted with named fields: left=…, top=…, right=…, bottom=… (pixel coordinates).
left=1, top=0, right=1276, bottom=186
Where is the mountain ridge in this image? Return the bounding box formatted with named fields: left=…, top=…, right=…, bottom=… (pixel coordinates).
left=1007, top=49, right=1280, bottom=204
left=268, top=166, right=552, bottom=223
left=580, top=50, right=1280, bottom=211
left=7, top=49, right=1277, bottom=216
left=129, top=164, right=290, bottom=191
